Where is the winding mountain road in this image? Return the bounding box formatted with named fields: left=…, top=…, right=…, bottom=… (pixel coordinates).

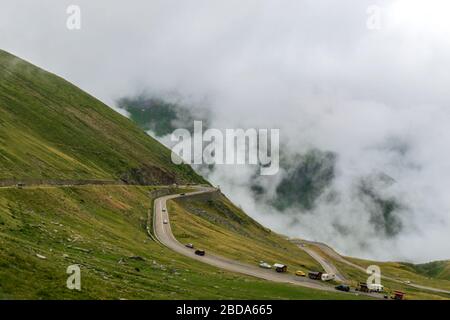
left=151, top=186, right=380, bottom=297
left=297, top=243, right=347, bottom=282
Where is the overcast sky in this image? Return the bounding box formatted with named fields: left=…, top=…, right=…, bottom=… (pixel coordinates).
left=1, top=0, right=450, bottom=262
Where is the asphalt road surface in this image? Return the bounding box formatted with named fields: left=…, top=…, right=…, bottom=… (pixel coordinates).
left=297, top=243, right=347, bottom=282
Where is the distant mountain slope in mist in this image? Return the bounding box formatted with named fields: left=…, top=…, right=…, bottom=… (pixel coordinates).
left=0, top=50, right=205, bottom=185
left=117, top=95, right=210, bottom=137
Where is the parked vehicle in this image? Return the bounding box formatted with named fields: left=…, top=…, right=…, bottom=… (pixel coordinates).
left=335, top=284, right=350, bottom=292
left=368, top=283, right=384, bottom=292
left=162, top=208, right=166, bottom=212
left=273, top=263, right=287, bottom=273
left=259, top=261, right=272, bottom=269
left=180, top=193, right=186, bottom=196
left=295, top=270, right=306, bottom=277
left=17, top=183, right=25, bottom=189
left=185, top=243, right=194, bottom=249
left=308, top=271, right=323, bottom=280
left=195, top=249, right=205, bottom=256
left=321, top=273, right=336, bottom=281
left=163, top=219, right=168, bottom=224
left=357, top=282, right=369, bottom=292
left=392, top=290, right=405, bottom=300
left=358, top=282, right=384, bottom=293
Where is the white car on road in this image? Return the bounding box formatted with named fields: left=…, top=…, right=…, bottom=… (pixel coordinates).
left=259, top=261, right=272, bottom=269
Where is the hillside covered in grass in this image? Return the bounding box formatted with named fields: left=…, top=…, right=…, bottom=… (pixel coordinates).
left=169, top=192, right=322, bottom=274
left=0, top=185, right=356, bottom=300
left=0, top=50, right=204, bottom=185
left=304, top=244, right=450, bottom=300
left=344, top=257, right=450, bottom=291
left=409, top=260, right=450, bottom=280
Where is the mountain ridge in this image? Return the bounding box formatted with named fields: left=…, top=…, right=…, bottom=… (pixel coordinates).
left=0, top=49, right=206, bottom=185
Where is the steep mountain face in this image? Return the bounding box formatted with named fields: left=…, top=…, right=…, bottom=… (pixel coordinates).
left=0, top=50, right=205, bottom=185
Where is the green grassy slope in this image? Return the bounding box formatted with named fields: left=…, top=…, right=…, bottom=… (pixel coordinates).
left=305, top=245, right=450, bottom=299
left=0, top=185, right=357, bottom=300
left=408, top=260, right=450, bottom=281
left=336, top=259, right=450, bottom=300
left=0, top=50, right=204, bottom=185
left=345, top=256, right=450, bottom=291
left=169, top=192, right=322, bottom=274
